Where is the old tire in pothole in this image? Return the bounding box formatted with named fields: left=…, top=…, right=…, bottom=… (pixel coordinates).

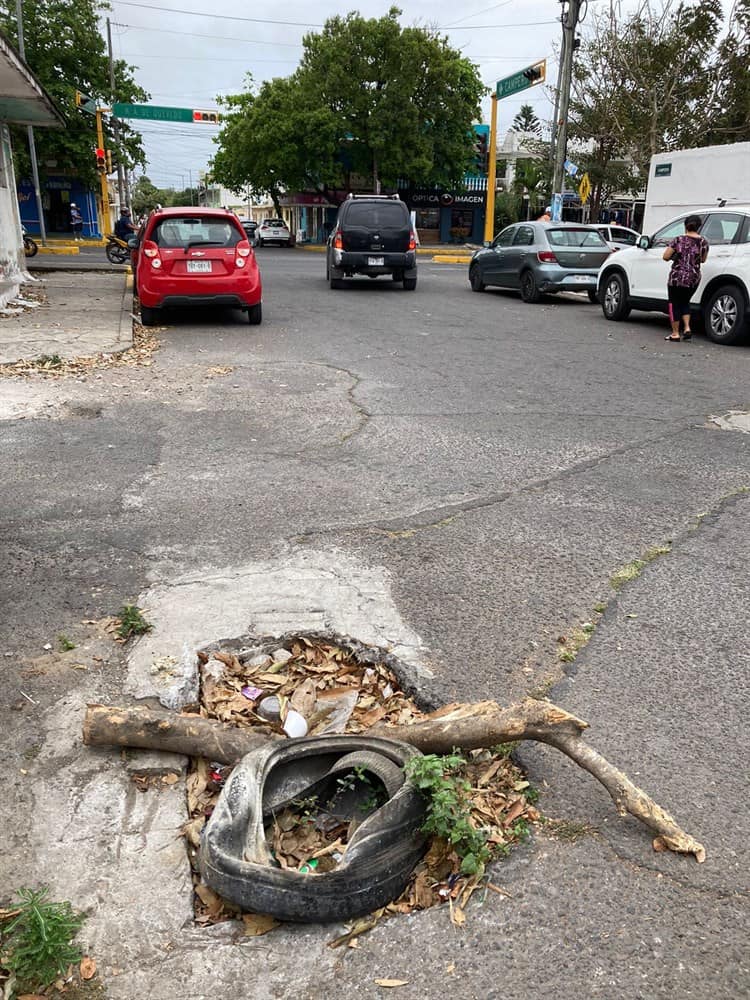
left=199, top=735, right=427, bottom=923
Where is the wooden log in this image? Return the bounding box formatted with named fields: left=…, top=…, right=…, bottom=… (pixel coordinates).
left=82, top=699, right=705, bottom=862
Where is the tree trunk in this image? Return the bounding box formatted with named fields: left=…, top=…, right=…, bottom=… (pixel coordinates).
left=83, top=700, right=705, bottom=861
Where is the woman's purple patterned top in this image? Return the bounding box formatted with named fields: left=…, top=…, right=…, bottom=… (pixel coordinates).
left=667, top=235, right=709, bottom=288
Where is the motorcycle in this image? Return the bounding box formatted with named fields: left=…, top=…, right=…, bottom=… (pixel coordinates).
left=22, top=227, right=38, bottom=258
left=105, top=232, right=130, bottom=264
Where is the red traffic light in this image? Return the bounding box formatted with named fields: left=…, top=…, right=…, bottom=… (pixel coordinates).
left=95, top=147, right=105, bottom=158
left=192, top=110, right=220, bottom=124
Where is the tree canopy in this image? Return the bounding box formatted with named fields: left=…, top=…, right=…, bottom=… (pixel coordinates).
left=0, top=0, right=148, bottom=186
left=511, top=105, right=541, bottom=135
left=567, top=0, right=746, bottom=217
left=212, top=6, right=486, bottom=206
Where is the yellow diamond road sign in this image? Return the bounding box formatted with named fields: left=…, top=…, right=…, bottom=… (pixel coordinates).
left=578, top=172, right=591, bottom=205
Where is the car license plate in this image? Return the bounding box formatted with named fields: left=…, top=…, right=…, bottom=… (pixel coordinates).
left=187, top=260, right=212, bottom=273
left=368, top=256, right=385, bottom=266
left=571, top=274, right=590, bottom=282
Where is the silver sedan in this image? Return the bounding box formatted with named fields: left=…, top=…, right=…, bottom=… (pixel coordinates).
left=469, top=221, right=612, bottom=303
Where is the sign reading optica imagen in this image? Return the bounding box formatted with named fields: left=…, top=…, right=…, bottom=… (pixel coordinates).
left=654, top=163, right=672, bottom=177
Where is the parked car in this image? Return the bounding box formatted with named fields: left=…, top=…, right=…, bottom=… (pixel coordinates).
left=594, top=223, right=641, bottom=251
left=468, top=221, right=612, bottom=303
left=257, top=218, right=292, bottom=247
left=240, top=219, right=258, bottom=245
left=132, top=207, right=262, bottom=326
left=597, top=206, right=750, bottom=344
left=326, top=194, right=418, bottom=289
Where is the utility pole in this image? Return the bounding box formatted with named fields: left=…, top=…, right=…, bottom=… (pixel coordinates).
left=15, top=0, right=47, bottom=245
left=551, top=0, right=582, bottom=209
left=106, top=18, right=126, bottom=210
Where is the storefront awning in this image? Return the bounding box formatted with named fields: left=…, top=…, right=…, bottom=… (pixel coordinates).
left=0, top=31, right=63, bottom=127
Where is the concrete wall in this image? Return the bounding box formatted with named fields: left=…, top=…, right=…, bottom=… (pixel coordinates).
left=0, top=124, right=26, bottom=307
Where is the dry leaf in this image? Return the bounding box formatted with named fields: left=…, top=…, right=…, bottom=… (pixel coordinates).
left=242, top=912, right=280, bottom=936
left=161, top=773, right=179, bottom=785
left=289, top=678, right=317, bottom=717
left=80, top=956, right=97, bottom=980
left=446, top=963, right=456, bottom=973
left=374, top=979, right=409, bottom=988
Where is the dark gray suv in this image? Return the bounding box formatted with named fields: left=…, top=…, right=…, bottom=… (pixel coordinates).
left=326, top=194, right=418, bottom=290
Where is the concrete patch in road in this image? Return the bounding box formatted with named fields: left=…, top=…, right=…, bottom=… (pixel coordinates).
left=125, top=547, right=432, bottom=709
left=710, top=409, right=750, bottom=433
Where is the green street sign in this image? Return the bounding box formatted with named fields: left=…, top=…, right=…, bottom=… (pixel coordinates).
left=112, top=103, right=194, bottom=122
left=496, top=60, right=546, bottom=100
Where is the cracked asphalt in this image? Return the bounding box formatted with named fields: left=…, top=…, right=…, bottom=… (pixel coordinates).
left=1, top=249, right=748, bottom=999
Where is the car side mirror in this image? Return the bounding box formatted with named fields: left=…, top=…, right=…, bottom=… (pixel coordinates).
left=127, top=236, right=139, bottom=249
left=637, top=235, right=651, bottom=249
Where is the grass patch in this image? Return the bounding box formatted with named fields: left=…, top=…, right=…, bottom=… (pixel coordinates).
left=542, top=818, right=596, bottom=843
left=610, top=543, right=671, bottom=591
left=58, top=634, right=76, bottom=652
left=115, top=604, right=153, bottom=640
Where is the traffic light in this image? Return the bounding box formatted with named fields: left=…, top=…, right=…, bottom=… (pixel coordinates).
left=473, top=131, right=489, bottom=173
left=105, top=150, right=113, bottom=174
left=192, top=110, right=220, bottom=124
left=95, top=147, right=106, bottom=173
left=522, top=61, right=546, bottom=85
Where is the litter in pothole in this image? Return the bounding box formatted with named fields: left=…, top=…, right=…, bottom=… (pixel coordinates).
left=180, top=632, right=540, bottom=934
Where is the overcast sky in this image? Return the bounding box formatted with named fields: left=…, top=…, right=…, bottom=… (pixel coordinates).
left=103, top=0, right=734, bottom=191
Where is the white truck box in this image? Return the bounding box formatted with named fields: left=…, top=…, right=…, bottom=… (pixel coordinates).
left=643, top=142, right=750, bottom=234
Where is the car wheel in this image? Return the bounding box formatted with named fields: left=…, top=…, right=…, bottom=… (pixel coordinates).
left=587, top=289, right=599, bottom=304
left=247, top=303, right=262, bottom=326
left=469, top=266, right=485, bottom=292
left=601, top=272, right=631, bottom=321
left=140, top=304, right=157, bottom=326
left=520, top=269, right=541, bottom=304
left=403, top=276, right=417, bottom=291
left=703, top=284, right=747, bottom=345
left=329, top=267, right=344, bottom=289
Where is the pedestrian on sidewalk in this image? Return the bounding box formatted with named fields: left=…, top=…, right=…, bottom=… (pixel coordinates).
left=70, top=203, right=83, bottom=242
left=662, top=215, right=708, bottom=342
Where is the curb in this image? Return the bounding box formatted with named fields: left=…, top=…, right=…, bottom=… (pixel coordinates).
left=38, top=245, right=80, bottom=255
left=430, top=255, right=471, bottom=264
left=116, top=272, right=135, bottom=353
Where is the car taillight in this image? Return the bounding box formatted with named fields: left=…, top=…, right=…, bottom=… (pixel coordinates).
left=236, top=240, right=251, bottom=257
left=143, top=240, right=159, bottom=259
left=408, top=230, right=416, bottom=251
left=333, top=228, right=343, bottom=249
left=537, top=250, right=558, bottom=263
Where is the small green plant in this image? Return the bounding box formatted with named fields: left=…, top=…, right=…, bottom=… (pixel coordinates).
left=406, top=752, right=490, bottom=876
left=36, top=353, right=63, bottom=368
left=593, top=602, right=607, bottom=614
left=58, top=634, right=76, bottom=651
left=116, top=604, right=153, bottom=639
left=1, top=887, right=85, bottom=991
left=524, top=784, right=540, bottom=805
left=610, top=543, right=671, bottom=591
left=490, top=742, right=518, bottom=758
left=558, top=649, right=576, bottom=663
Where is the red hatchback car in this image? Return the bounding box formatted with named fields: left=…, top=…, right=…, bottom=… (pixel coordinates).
left=134, top=207, right=262, bottom=326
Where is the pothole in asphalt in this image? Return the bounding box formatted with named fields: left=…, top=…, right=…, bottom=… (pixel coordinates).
left=710, top=410, right=750, bottom=433
left=177, top=629, right=539, bottom=934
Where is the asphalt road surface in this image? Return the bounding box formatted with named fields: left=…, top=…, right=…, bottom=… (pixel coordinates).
left=2, top=249, right=748, bottom=999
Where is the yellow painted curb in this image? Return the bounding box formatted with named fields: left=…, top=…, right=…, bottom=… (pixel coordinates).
left=38, top=245, right=79, bottom=255
left=298, top=244, right=326, bottom=252
left=431, top=255, right=471, bottom=264
left=125, top=272, right=133, bottom=289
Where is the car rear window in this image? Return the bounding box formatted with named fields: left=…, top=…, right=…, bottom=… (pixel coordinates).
left=546, top=228, right=608, bottom=248
left=344, top=202, right=408, bottom=227
left=151, top=217, right=241, bottom=248
left=263, top=219, right=287, bottom=227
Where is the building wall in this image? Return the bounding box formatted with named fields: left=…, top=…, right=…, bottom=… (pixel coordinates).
left=17, top=175, right=102, bottom=237
left=0, top=125, right=26, bottom=308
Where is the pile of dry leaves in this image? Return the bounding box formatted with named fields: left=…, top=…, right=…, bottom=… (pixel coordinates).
left=173, top=637, right=538, bottom=939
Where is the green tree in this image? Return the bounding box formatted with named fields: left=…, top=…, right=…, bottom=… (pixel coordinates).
left=130, top=175, right=161, bottom=215
left=704, top=0, right=750, bottom=142
left=568, top=0, right=723, bottom=217
left=0, top=0, right=148, bottom=186
left=212, top=6, right=486, bottom=203
left=511, top=104, right=541, bottom=135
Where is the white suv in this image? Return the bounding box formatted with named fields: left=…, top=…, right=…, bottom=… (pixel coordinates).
left=257, top=218, right=292, bottom=247
left=597, top=207, right=750, bottom=344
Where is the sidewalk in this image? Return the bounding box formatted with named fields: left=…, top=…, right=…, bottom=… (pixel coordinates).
left=0, top=271, right=132, bottom=364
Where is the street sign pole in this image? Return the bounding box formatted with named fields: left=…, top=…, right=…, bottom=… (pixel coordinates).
left=484, top=96, right=498, bottom=244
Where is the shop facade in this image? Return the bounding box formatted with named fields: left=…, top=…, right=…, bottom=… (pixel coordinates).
left=398, top=184, right=487, bottom=244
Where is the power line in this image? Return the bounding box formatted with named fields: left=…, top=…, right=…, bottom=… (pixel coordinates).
left=111, top=21, right=302, bottom=47
left=114, top=1, right=323, bottom=27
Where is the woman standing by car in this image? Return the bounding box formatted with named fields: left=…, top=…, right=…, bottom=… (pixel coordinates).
left=662, top=215, right=708, bottom=341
